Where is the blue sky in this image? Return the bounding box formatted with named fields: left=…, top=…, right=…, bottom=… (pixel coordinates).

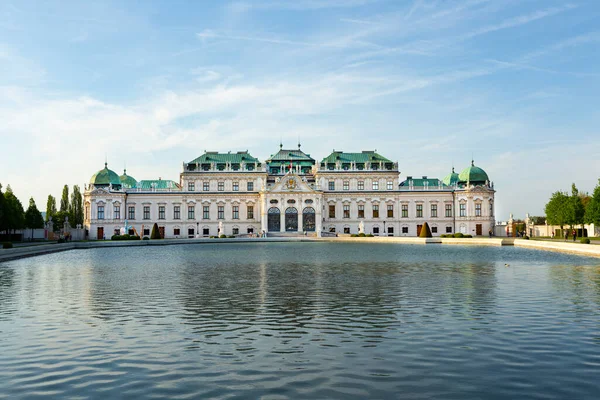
left=1, top=0, right=599, bottom=219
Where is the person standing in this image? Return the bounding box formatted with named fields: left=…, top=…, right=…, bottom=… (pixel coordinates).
left=572, top=229, right=577, bottom=242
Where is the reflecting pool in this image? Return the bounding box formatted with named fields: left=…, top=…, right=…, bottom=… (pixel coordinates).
left=1, top=243, right=600, bottom=399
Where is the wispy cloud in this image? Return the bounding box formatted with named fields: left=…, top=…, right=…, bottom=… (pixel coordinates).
left=228, top=0, right=381, bottom=12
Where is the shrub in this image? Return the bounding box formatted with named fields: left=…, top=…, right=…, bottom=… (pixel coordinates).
left=2, top=242, right=13, bottom=249
left=228, top=235, right=235, bottom=238
left=523, top=236, right=529, bottom=240
left=143, top=236, right=150, bottom=240
left=111, top=234, right=140, bottom=241
left=366, top=234, right=374, bottom=237
left=453, top=233, right=464, bottom=238
left=57, top=238, right=66, bottom=243
left=150, top=223, right=162, bottom=239
left=350, top=234, right=358, bottom=237
left=210, top=236, right=216, bottom=238
left=419, top=222, right=433, bottom=238
left=220, top=234, right=227, bottom=238
left=358, top=233, right=366, bottom=237
left=463, top=234, right=473, bottom=238
left=581, top=238, right=590, bottom=244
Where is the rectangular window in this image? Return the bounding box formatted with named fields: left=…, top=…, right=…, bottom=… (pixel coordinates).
left=387, top=227, right=394, bottom=236
left=475, top=203, right=482, bottom=216
left=387, top=204, right=393, bottom=218
left=98, top=205, right=104, bottom=220
left=174, top=228, right=180, bottom=236
left=143, top=206, right=150, bottom=220
left=329, top=227, right=336, bottom=233
left=233, top=206, right=239, bottom=219
left=203, top=206, right=209, bottom=219
left=373, top=226, right=380, bottom=235
left=387, top=181, right=393, bottom=190
left=460, top=204, right=466, bottom=217
left=372, top=181, right=379, bottom=190
left=343, top=205, right=350, bottom=218
left=232, top=228, right=239, bottom=235
left=416, top=204, right=423, bottom=218
left=344, top=227, right=350, bottom=234
left=247, top=227, right=254, bottom=234
left=218, top=181, right=224, bottom=191
left=218, top=206, right=224, bottom=219
left=188, top=206, right=195, bottom=219
left=174, top=206, right=181, bottom=220
left=431, top=204, right=438, bottom=218
left=329, top=205, right=335, bottom=219
left=358, top=205, right=364, bottom=218
left=188, top=228, right=194, bottom=237
left=203, top=181, right=209, bottom=191
left=143, top=228, right=150, bottom=236
left=203, top=228, right=209, bottom=236
left=343, top=181, right=349, bottom=191
left=358, top=181, right=364, bottom=190
left=490, top=202, right=494, bottom=216
left=432, top=226, right=438, bottom=233
left=402, top=204, right=408, bottom=218
left=113, top=205, right=120, bottom=220
left=85, top=205, right=90, bottom=221
left=373, top=204, right=379, bottom=218
left=247, top=181, right=254, bottom=191
left=128, top=206, right=135, bottom=220
left=402, top=227, right=409, bottom=234
left=445, top=204, right=452, bottom=217
left=247, top=205, right=254, bottom=219
left=188, top=182, right=195, bottom=191
left=329, top=181, right=335, bottom=191
left=159, top=206, right=165, bottom=220
left=233, top=182, right=239, bottom=191
left=446, top=226, right=453, bottom=233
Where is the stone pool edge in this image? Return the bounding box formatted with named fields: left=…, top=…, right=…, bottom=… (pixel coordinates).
left=1, top=237, right=599, bottom=263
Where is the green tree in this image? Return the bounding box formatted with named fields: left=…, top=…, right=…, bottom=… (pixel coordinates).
left=52, top=210, right=69, bottom=233
left=45, top=194, right=57, bottom=222
left=60, top=185, right=69, bottom=212
left=24, top=198, right=45, bottom=240
left=4, top=185, right=25, bottom=234
left=585, top=179, right=600, bottom=226
left=70, top=185, right=84, bottom=228
left=150, top=222, right=162, bottom=239
left=0, top=183, right=7, bottom=233
left=568, top=183, right=585, bottom=229
left=545, top=191, right=570, bottom=229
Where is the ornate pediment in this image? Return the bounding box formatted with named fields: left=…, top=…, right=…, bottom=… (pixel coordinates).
left=267, top=172, right=316, bottom=194
left=90, top=187, right=111, bottom=196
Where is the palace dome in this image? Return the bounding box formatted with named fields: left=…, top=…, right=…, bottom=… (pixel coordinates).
left=442, top=167, right=459, bottom=186
left=458, top=161, right=489, bottom=185
left=90, top=163, right=121, bottom=187
left=119, top=169, right=138, bottom=188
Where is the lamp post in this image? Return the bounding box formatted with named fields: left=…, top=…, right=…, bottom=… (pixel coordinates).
left=196, top=222, right=199, bottom=238
left=383, top=220, right=386, bottom=237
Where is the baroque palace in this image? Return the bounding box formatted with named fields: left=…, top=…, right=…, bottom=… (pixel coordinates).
left=84, top=144, right=495, bottom=239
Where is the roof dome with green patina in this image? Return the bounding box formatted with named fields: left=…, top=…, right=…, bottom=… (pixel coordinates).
left=119, top=169, right=138, bottom=189
left=458, top=160, right=489, bottom=184
left=442, top=167, right=460, bottom=186
left=90, top=163, right=122, bottom=187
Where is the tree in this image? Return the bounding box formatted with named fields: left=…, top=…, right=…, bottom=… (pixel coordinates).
left=585, top=179, right=600, bottom=226
left=4, top=185, right=25, bottom=234
left=568, top=183, right=585, bottom=229
left=70, top=185, right=84, bottom=228
left=24, top=198, right=44, bottom=240
left=0, top=183, right=6, bottom=234
left=45, top=195, right=57, bottom=222
left=545, top=191, right=570, bottom=228
left=52, top=210, right=69, bottom=233
left=151, top=222, right=162, bottom=239
left=419, top=221, right=432, bottom=238
left=60, top=185, right=69, bottom=213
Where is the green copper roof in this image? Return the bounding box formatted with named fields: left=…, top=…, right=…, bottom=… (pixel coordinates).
left=138, top=179, right=181, bottom=190
left=399, top=177, right=447, bottom=188
left=90, top=163, right=121, bottom=187
left=321, top=151, right=391, bottom=164
left=119, top=169, right=138, bottom=189
left=189, top=151, right=260, bottom=165
left=267, top=145, right=315, bottom=163
left=458, top=161, right=489, bottom=184
left=442, top=168, right=460, bottom=186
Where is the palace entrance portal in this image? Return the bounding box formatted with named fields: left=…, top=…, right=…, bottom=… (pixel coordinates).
left=285, top=207, right=298, bottom=232
left=302, top=207, right=315, bottom=232
left=268, top=207, right=280, bottom=232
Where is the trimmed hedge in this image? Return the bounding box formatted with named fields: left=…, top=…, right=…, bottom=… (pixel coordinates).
left=111, top=234, right=141, bottom=241
left=2, top=242, right=13, bottom=249
left=151, top=223, right=162, bottom=239
left=419, top=222, right=432, bottom=238
left=219, top=234, right=227, bottom=238
left=581, top=238, right=591, bottom=244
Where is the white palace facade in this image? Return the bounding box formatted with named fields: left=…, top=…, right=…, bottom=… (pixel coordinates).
left=84, top=144, right=496, bottom=240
